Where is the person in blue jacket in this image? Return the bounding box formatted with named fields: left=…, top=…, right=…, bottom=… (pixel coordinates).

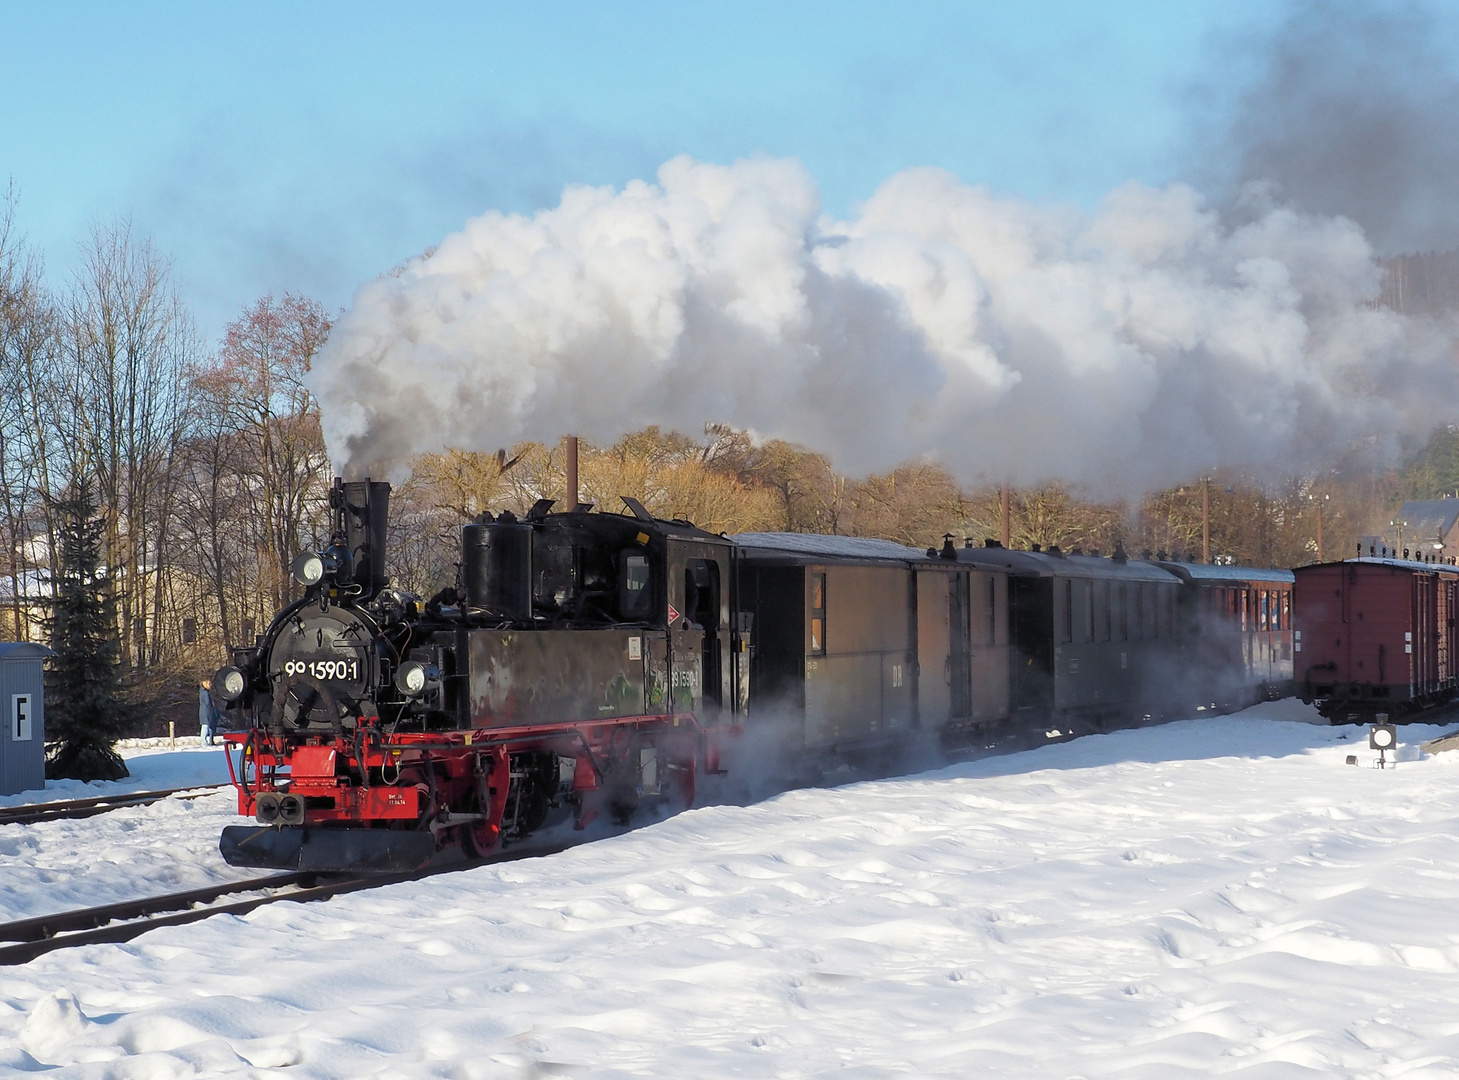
left=199, top=679, right=221, bottom=745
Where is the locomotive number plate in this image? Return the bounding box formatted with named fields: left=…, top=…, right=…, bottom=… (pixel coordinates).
left=283, top=659, right=361, bottom=681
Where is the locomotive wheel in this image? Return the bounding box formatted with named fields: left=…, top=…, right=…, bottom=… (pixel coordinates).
left=460, top=814, right=499, bottom=859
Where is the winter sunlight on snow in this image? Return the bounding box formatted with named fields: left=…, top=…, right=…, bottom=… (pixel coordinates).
left=4, top=703, right=1459, bottom=1077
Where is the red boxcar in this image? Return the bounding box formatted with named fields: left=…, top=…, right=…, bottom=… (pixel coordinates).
left=1294, top=557, right=1459, bottom=722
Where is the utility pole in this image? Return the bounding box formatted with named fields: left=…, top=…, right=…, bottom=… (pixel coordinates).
left=1201, top=477, right=1210, bottom=564
left=1316, top=494, right=1327, bottom=563
left=565, top=435, right=579, bottom=512
left=1000, top=484, right=1011, bottom=548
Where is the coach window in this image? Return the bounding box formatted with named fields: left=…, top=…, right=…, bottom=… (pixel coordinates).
left=810, top=572, right=826, bottom=655
left=1099, top=581, right=1112, bottom=642
left=1117, top=584, right=1129, bottom=640
left=987, top=576, right=998, bottom=646
left=1084, top=580, right=1095, bottom=642
left=1060, top=579, right=1073, bottom=643
left=1133, top=584, right=1144, bottom=640
left=1281, top=590, right=1290, bottom=630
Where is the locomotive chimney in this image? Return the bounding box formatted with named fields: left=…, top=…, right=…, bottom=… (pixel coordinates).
left=565, top=435, right=580, bottom=512
left=333, top=478, right=391, bottom=600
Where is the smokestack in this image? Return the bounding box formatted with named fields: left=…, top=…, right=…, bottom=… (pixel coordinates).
left=565, top=435, right=579, bottom=512
left=333, top=478, right=390, bottom=600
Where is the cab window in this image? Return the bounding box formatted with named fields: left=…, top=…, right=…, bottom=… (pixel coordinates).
left=618, top=552, right=652, bottom=620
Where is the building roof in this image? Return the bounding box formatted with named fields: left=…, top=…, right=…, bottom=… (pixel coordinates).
left=0, top=642, right=55, bottom=661
left=1396, top=499, right=1459, bottom=543
left=0, top=570, right=50, bottom=602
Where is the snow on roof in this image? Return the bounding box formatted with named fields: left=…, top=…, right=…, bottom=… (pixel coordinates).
left=732, top=532, right=932, bottom=562
left=0, top=570, right=50, bottom=601
left=1154, top=562, right=1296, bottom=585
left=1347, top=556, right=1459, bottom=573
left=953, top=546, right=1181, bottom=582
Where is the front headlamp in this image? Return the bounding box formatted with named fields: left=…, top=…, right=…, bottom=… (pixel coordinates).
left=292, top=551, right=326, bottom=586
left=395, top=660, right=428, bottom=697
left=215, top=665, right=247, bottom=702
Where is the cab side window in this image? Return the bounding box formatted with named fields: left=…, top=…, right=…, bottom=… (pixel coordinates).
left=618, top=552, right=653, bottom=621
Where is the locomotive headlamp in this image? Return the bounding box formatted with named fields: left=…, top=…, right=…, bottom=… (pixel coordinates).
left=215, top=665, right=247, bottom=702
left=395, top=660, right=429, bottom=696
left=292, top=551, right=326, bottom=586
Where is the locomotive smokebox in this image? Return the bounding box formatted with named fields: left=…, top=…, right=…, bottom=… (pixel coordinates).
left=334, top=479, right=391, bottom=600
left=463, top=518, right=532, bottom=621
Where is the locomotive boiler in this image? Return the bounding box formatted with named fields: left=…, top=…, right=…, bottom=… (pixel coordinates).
left=215, top=479, right=743, bottom=872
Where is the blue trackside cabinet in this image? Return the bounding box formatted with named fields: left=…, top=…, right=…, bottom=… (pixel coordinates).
left=0, top=643, right=55, bottom=795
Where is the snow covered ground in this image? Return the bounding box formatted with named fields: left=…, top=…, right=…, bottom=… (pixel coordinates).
left=6, top=703, right=1459, bottom=1077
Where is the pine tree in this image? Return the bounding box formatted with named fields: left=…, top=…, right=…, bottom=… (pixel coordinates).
left=44, top=477, right=132, bottom=781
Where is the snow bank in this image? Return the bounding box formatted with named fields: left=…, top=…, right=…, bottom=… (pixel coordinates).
left=4, top=704, right=1459, bottom=1077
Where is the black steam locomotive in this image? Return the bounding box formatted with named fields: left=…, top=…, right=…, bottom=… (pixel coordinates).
left=216, top=480, right=1294, bottom=873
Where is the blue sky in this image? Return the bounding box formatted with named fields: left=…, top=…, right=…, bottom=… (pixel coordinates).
left=3, top=2, right=1286, bottom=339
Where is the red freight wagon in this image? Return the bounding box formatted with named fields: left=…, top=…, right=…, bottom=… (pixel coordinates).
left=1294, top=557, right=1459, bottom=722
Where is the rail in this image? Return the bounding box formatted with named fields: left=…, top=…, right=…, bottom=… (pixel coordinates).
left=0, top=784, right=230, bottom=827
left=0, top=838, right=574, bottom=966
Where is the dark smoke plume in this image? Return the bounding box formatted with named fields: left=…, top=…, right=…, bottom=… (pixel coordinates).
left=1214, top=0, right=1459, bottom=255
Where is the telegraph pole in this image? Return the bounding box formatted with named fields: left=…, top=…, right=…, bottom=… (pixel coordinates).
left=1000, top=484, right=1011, bottom=548
left=1201, top=477, right=1210, bottom=564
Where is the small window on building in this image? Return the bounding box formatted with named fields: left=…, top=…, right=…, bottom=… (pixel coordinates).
left=182, top=618, right=197, bottom=644
left=1282, top=590, right=1291, bottom=631
left=810, top=572, right=826, bottom=655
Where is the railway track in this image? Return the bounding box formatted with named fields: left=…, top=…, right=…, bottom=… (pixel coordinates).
left=0, top=784, right=230, bottom=827
left=0, top=838, right=574, bottom=966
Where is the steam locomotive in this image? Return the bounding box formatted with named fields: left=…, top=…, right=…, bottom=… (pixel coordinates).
left=215, top=478, right=1297, bottom=874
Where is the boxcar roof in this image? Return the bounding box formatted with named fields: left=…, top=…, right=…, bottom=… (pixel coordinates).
left=1324, top=556, right=1459, bottom=574
left=732, top=532, right=932, bottom=564
left=953, top=546, right=1180, bottom=582
left=1153, top=561, right=1296, bottom=585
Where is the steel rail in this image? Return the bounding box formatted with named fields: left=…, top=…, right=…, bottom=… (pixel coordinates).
left=0, top=838, right=575, bottom=967
left=0, top=785, right=231, bottom=827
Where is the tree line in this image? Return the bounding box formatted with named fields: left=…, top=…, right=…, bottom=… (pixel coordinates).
left=2, top=199, right=1454, bottom=730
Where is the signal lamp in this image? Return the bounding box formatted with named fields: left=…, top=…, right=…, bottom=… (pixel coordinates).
left=1370, top=721, right=1397, bottom=769
left=215, top=665, right=247, bottom=702
left=292, top=551, right=326, bottom=586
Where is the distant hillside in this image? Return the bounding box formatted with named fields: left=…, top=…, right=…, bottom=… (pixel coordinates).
left=1380, top=251, right=1459, bottom=316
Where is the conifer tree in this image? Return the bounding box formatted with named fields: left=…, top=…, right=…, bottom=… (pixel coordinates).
left=44, top=477, right=132, bottom=781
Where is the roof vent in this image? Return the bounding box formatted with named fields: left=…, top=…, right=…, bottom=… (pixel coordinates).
left=940, top=534, right=958, bottom=560
left=1111, top=541, right=1128, bottom=564
left=1048, top=544, right=1065, bottom=558
left=1031, top=543, right=1041, bottom=552
left=985, top=539, right=1003, bottom=548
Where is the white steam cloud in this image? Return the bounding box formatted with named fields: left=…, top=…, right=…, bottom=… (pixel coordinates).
left=312, top=155, right=1456, bottom=492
